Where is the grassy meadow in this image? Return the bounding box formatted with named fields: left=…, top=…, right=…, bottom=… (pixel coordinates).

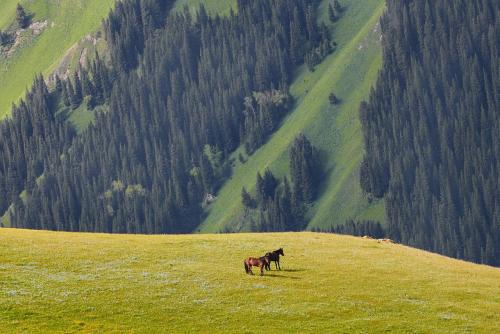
left=0, top=228, right=499, bottom=333
left=201, top=0, right=386, bottom=232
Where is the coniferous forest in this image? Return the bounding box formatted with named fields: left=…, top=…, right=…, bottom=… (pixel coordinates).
left=360, top=0, right=499, bottom=265
left=1, top=0, right=330, bottom=234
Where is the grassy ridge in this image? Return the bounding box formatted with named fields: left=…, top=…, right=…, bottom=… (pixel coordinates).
left=0, top=228, right=499, bottom=333
left=200, top=0, right=386, bottom=233
left=0, top=0, right=115, bottom=118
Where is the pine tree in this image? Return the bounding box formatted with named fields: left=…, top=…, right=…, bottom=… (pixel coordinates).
left=329, top=92, right=340, bottom=105
left=328, top=3, right=336, bottom=22
left=16, top=4, right=30, bottom=29
left=333, top=0, right=342, bottom=13
left=290, top=133, right=319, bottom=203
left=0, top=30, right=10, bottom=46
left=241, top=187, right=256, bottom=209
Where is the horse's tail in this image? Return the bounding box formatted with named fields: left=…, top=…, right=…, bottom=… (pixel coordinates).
left=244, top=260, right=249, bottom=274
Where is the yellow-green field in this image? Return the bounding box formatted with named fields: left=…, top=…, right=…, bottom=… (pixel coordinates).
left=0, top=229, right=498, bottom=333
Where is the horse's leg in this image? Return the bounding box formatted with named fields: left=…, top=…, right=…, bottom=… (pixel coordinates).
left=260, top=265, right=264, bottom=276
left=249, top=265, right=254, bottom=275
left=275, top=261, right=278, bottom=270
left=278, top=259, right=281, bottom=270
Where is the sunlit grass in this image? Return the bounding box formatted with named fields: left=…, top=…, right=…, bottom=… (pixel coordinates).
left=0, top=228, right=498, bottom=333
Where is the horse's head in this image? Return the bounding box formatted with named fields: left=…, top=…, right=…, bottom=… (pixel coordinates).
left=278, top=248, right=284, bottom=256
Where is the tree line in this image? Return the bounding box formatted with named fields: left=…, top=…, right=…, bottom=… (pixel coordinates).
left=311, top=220, right=385, bottom=239
left=359, top=0, right=499, bottom=265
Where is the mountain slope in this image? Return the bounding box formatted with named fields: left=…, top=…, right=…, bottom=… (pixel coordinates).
left=200, top=0, right=386, bottom=232
left=0, top=228, right=498, bottom=333
left=0, top=0, right=115, bottom=118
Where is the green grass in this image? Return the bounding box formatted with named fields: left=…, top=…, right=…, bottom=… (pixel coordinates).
left=0, top=0, right=115, bottom=118
left=0, top=208, right=11, bottom=227
left=56, top=102, right=108, bottom=134
left=0, top=0, right=19, bottom=30
left=200, top=0, right=386, bottom=233
left=0, top=228, right=498, bottom=333
left=173, top=0, right=237, bottom=15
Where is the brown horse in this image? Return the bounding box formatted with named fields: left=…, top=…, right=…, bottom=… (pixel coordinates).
left=244, top=256, right=269, bottom=276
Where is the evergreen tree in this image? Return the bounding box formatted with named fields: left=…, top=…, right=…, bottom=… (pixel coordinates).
left=0, top=30, right=11, bottom=46
left=329, top=92, right=340, bottom=105
left=333, top=0, right=342, bottom=13
left=328, top=3, right=336, bottom=22
left=290, top=133, right=319, bottom=203
left=241, top=187, right=256, bottom=209
left=16, top=4, right=30, bottom=29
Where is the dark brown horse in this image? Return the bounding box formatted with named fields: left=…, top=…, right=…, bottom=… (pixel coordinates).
left=265, top=248, right=284, bottom=271
left=244, top=256, right=269, bottom=276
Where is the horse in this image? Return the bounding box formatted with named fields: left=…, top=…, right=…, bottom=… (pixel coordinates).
left=244, top=256, right=269, bottom=276
left=265, top=248, right=284, bottom=271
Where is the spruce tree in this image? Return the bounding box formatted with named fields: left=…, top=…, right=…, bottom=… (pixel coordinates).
left=328, top=3, right=336, bottom=22
left=16, top=4, right=30, bottom=29
left=329, top=92, right=340, bottom=105
left=333, top=0, right=342, bottom=13
left=241, top=187, right=256, bottom=209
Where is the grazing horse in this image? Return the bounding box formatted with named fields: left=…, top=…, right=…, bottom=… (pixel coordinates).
left=244, top=256, right=269, bottom=276
left=265, top=248, right=284, bottom=271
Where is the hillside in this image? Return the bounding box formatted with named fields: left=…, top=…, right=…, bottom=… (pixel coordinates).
left=201, top=0, right=386, bottom=232
left=5, top=0, right=344, bottom=235
left=0, top=228, right=499, bottom=333
left=1, top=0, right=385, bottom=233
left=0, top=0, right=115, bottom=118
